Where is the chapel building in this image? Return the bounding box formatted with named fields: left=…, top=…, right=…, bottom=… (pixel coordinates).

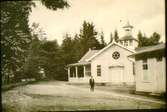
left=67, top=21, right=138, bottom=85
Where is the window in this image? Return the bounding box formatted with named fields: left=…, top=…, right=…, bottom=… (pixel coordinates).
left=142, top=59, right=149, bottom=82
left=78, top=66, right=84, bottom=78
left=70, top=67, right=76, bottom=77
left=85, top=65, right=91, bottom=77
left=120, top=41, right=123, bottom=45
left=156, top=57, right=162, bottom=62
left=112, top=51, right=120, bottom=60
left=129, top=40, right=133, bottom=46
left=142, top=59, right=148, bottom=70
left=124, top=41, right=128, bottom=46
left=97, top=65, right=101, bottom=76
left=132, top=62, right=135, bottom=75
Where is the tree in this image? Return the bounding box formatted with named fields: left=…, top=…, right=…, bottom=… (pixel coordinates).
left=114, top=29, right=119, bottom=42
left=39, top=40, right=63, bottom=79
left=61, top=33, right=76, bottom=65
left=23, top=24, right=47, bottom=80
left=149, top=32, right=161, bottom=45
left=99, top=31, right=107, bottom=48
left=137, top=31, right=143, bottom=47
left=72, top=34, right=83, bottom=60
left=41, top=0, right=69, bottom=10
left=79, top=21, right=101, bottom=56
left=1, top=1, right=34, bottom=83
left=1, top=0, right=69, bottom=84
left=137, top=31, right=161, bottom=47
left=23, top=38, right=42, bottom=80
left=109, top=32, right=113, bottom=44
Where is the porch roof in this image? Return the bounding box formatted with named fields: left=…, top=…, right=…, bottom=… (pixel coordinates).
left=67, top=62, right=91, bottom=67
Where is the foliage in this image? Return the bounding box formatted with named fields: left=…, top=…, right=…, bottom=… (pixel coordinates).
left=137, top=31, right=143, bottom=47
left=109, top=32, right=113, bottom=44
left=39, top=40, right=63, bottom=79
left=99, top=31, right=107, bottom=48
left=23, top=38, right=42, bottom=80
left=1, top=0, right=69, bottom=84
left=41, top=0, right=69, bottom=10
left=114, top=29, right=119, bottom=42
left=149, top=32, right=161, bottom=45
left=61, top=34, right=78, bottom=65
left=79, top=21, right=102, bottom=56
left=1, top=1, right=34, bottom=83
left=137, top=31, right=161, bottom=47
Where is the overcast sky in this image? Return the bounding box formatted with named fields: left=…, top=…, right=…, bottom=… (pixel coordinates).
left=29, top=0, right=165, bottom=45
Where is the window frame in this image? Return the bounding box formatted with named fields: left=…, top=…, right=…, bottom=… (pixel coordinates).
left=142, top=59, right=148, bottom=70
left=129, top=40, right=133, bottom=46
left=70, top=67, right=76, bottom=78
left=142, top=59, right=150, bottom=82
left=97, top=65, right=101, bottom=76
left=124, top=40, right=128, bottom=46
left=156, top=56, right=162, bottom=62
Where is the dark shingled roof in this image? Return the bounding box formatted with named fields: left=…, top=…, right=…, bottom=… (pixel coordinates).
left=79, top=50, right=99, bottom=62
left=118, top=35, right=138, bottom=41
left=67, top=49, right=99, bottom=67
left=135, top=43, right=165, bottom=52
left=128, top=43, right=165, bottom=57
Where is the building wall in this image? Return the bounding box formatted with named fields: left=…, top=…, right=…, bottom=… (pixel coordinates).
left=135, top=57, right=166, bottom=93
left=68, top=77, right=90, bottom=83
left=133, top=40, right=138, bottom=49
left=91, top=45, right=135, bottom=85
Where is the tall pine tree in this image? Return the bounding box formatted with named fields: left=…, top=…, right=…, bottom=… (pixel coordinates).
left=79, top=21, right=101, bottom=56
left=114, top=29, right=119, bottom=42
left=1, top=0, right=69, bottom=84
left=109, top=32, right=113, bottom=44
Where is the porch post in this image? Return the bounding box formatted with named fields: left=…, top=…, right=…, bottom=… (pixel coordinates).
left=68, top=67, right=70, bottom=80
left=83, top=65, right=86, bottom=77
left=75, top=66, right=78, bottom=78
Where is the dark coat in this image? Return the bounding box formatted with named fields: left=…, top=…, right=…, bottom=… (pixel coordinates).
left=89, top=78, right=95, bottom=86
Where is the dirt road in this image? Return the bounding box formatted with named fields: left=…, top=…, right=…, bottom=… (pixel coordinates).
left=2, top=81, right=166, bottom=111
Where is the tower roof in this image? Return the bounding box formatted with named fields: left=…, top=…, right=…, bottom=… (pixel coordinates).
left=122, top=21, right=133, bottom=28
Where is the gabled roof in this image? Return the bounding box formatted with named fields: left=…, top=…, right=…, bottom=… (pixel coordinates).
left=118, top=35, right=138, bottom=41
left=79, top=49, right=99, bottom=62
left=86, top=41, right=135, bottom=61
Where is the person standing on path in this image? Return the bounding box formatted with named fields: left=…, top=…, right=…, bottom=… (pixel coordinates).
left=89, top=76, right=95, bottom=92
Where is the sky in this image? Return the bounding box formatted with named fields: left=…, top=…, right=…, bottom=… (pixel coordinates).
left=29, top=0, right=165, bottom=45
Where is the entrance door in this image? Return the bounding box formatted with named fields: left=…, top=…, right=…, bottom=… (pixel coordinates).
left=109, top=67, right=124, bottom=83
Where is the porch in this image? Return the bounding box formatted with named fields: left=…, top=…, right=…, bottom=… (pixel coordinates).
left=67, top=62, right=91, bottom=82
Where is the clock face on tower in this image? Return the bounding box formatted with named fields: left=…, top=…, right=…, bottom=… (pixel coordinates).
left=112, top=51, right=120, bottom=59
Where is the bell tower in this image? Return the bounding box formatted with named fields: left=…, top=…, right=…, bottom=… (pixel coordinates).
left=118, top=21, right=138, bottom=50
left=123, top=21, right=133, bottom=36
